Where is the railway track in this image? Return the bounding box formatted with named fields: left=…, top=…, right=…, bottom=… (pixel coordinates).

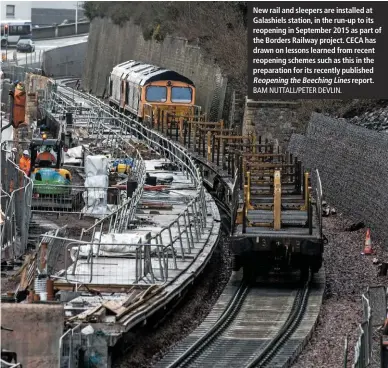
left=156, top=269, right=324, bottom=368
left=42, top=79, right=324, bottom=367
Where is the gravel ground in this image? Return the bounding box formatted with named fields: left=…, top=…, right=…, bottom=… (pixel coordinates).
left=292, top=212, right=388, bottom=368
left=110, top=210, right=387, bottom=368
left=111, top=233, right=232, bottom=368
left=1, top=274, right=21, bottom=293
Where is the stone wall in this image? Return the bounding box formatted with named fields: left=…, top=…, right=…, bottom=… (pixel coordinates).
left=288, top=112, right=388, bottom=240
left=82, top=17, right=227, bottom=120
left=1, top=303, right=64, bottom=368
left=242, top=99, right=300, bottom=145
left=42, top=42, right=87, bottom=77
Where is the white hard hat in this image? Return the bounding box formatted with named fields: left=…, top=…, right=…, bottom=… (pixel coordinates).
left=23, top=150, right=29, bottom=156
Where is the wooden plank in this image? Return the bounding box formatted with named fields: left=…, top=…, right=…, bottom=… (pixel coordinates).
left=103, top=300, right=127, bottom=316
left=68, top=304, right=103, bottom=321
left=214, top=135, right=250, bottom=139
left=122, top=290, right=140, bottom=308
left=243, top=153, right=284, bottom=158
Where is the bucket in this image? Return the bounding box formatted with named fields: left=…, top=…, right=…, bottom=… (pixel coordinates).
left=34, top=275, right=47, bottom=294
left=28, top=291, right=34, bottom=303
left=127, top=180, right=138, bottom=198
left=40, top=292, right=48, bottom=301
left=117, top=164, right=130, bottom=173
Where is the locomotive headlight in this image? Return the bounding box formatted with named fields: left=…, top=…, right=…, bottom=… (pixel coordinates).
left=167, top=81, right=172, bottom=86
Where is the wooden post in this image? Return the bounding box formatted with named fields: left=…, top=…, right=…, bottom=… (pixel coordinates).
left=244, top=184, right=249, bottom=219
left=193, top=123, right=197, bottom=152
left=211, top=134, right=216, bottom=163
left=246, top=171, right=251, bottom=210
left=252, top=133, right=257, bottom=154
left=302, top=171, right=309, bottom=210
left=207, top=131, right=211, bottom=162
left=179, top=117, right=184, bottom=142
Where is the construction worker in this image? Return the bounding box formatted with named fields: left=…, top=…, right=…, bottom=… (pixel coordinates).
left=36, top=146, right=56, bottom=165
left=19, top=150, right=31, bottom=175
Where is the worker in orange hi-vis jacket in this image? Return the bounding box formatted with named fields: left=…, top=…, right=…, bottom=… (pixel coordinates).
left=19, top=150, right=31, bottom=175
left=11, top=82, right=26, bottom=128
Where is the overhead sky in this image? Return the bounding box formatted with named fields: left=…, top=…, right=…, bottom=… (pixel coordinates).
left=32, top=1, right=83, bottom=9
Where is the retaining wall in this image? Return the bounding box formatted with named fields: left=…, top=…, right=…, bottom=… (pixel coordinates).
left=82, top=17, right=227, bottom=120
left=42, top=42, right=87, bottom=78
left=242, top=99, right=301, bottom=145
left=1, top=303, right=64, bottom=368
left=288, top=112, right=388, bottom=240
left=32, top=22, right=90, bottom=40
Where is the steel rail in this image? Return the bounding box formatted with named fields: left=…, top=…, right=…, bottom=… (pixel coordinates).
left=244, top=273, right=312, bottom=368
left=163, top=272, right=311, bottom=368
left=167, top=281, right=249, bottom=368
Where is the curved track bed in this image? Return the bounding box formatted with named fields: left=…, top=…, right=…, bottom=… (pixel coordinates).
left=43, top=81, right=325, bottom=368
left=156, top=270, right=324, bottom=368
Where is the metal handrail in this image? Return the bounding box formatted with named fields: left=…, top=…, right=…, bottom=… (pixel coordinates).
left=44, top=85, right=207, bottom=285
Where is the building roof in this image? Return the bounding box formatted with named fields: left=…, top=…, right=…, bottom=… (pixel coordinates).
left=111, top=60, right=194, bottom=87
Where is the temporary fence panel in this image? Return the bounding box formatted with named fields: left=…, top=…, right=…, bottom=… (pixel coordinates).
left=351, top=290, right=385, bottom=368
left=367, top=286, right=387, bottom=327
left=1, top=149, right=32, bottom=259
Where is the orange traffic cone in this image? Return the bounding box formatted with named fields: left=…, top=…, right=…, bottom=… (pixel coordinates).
left=363, top=228, right=373, bottom=255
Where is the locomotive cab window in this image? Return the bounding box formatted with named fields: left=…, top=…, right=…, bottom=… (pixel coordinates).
left=146, top=86, right=167, bottom=102
left=171, top=87, right=192, bottom=103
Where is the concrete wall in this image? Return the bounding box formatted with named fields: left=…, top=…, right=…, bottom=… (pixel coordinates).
left=32, top=22, right=90, bottom=40
left=1, top=303, right=64, bottom=368
left=82, top=17, right=227, bottom=120
left=242, top=99, right=301, bottom=146
left=42, top=42, right=87, bottom=77
left=288, top=112, right=388, bottom=240
left=33, top=26, right=55, bottom=39
left=32, top=7, right=85, bottom=27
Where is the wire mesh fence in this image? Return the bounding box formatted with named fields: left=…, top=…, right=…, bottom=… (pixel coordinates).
left=58, top=323, right=82, bottom=368
left=24, top=82, right=215, bottom=367
left=1, top=148, right=33, bottom=260
left=2, top=63, right=43, bottom=83
left=346, top=286, right=387, bottom=368
left=31, top=184, right=123, bottom=215
left=36, top=85, right=209, bottom=287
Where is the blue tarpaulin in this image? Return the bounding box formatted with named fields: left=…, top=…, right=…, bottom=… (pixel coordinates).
left=112, top=158, right=134, bottom=168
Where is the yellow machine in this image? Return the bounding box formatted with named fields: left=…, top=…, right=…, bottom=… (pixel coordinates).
left=109, top=60, right=196, bottom=121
